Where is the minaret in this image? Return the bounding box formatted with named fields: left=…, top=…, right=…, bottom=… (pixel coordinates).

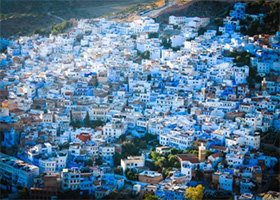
left=261, top=78, right=267, bottom=92
left=199, top=143, right=206, bottom=162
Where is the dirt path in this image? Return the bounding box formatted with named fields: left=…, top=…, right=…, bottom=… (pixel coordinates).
left=77, top=0, right=158, bottom=17
left=156, top=0, right=232, bottom=23
left=47, top=12, right=65, bottom=22
left=142, top=0, right=176, bottom=17
left=155, top=0, right=194, bottom=17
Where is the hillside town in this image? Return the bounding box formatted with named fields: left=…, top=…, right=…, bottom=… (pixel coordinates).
left=0, top=2, right=279, bottom=200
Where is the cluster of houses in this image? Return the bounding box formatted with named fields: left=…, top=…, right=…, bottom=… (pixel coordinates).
left=0, top=2, right=279, bottom=200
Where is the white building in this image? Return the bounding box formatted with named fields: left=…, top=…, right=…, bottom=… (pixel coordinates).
left=226, top=153, right=245, bottom=167
left=169, top=16, right=187, bottom=25
left=102, top=121, right=126, bottom=139
left=156, top=146, right=171, bottom=154
left=171, top=35, right=184, bottom=47
left=99, top=145, right=115, bottom=157
left=219, top=173, right=233, bottom=191
left=177, top=154, right=200, bottom=182
left=159, top=131, right=194, bottom=150
left=233, top=65, right=249, bottom=84
left=0, top=153, right=39, bottom=188
left=121, top=156, right=145, bottom=172
left=62, top=167, right=81, bottom=190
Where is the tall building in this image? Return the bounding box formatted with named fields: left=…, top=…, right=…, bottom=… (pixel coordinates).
left=0, top=153, right=39, bottom=188
left=199, top=143, right=206, bottom=162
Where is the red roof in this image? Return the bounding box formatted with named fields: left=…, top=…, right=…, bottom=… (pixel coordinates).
left=76, top=133, right=91, bottom=143
left=211, top=152, right=224, bottom=159
left=209, top=145, right=228, bottom=151
left=177, top=154, right=200, bottom=164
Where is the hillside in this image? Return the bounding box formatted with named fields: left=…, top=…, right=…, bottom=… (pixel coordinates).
left=0, top=0, right=158, bottom=38
left=155, top=0, right=233, bottom=24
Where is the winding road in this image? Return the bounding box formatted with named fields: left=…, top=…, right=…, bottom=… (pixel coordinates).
left=47, top=12, right=66, bottom=22
left=141, top=0, right=177, bottom=18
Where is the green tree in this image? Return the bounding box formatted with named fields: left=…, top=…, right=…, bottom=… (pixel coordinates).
left=91, top=119, right=104, bottom=128
left=144, top=133, right=157, bottom=142
left=240, top=26, right=247, bottom=35
left=247, top=76, right=255, bottom=89
left=229, top=51, right=253, bottom=67
left=214, top=18, right=223, bottom=26
left=33, top=28, right=45, bottom=35
left=198, top=27, right=207, bottom=36
left=224, top=9, right=230, bottom=16
left=141, top=50, right=150, bottom=59
left=184, top=184, right=205, bottom=200
left=170, top=148, right=181, bottom=155
left=51, top=29, right=58, bottom=35
left=131, top=34, right=137, bottom=39
left=163, top=167, right=172, bottom=178
left=59, top=143, right=69, bottom=150
left=19, top=187, right=30, bottom=199
left=216, top=31, right=222, bottom=36
left=148, top=32, right=158, bottom=38
left=172, top=46, right=181, bottom=51
left=167, top=154, right=178, bottom=167
left=205, top=150, right=214, bottom=159
left=125, top=168, right=139, bottom=181
left=247, top=19, right=260, bottom=36
left=150, top=149, right=181, bottom=171
left=95, top=157, right=103, bottom=165
left=195, top=170, right=204, bottom=181
left=255, top=75, right=263, bottom=83
left=183, top=149, right=198, bottom=157
left=144, top=194, right=160, bottom=200
left=73, top=119, right=82, bottom=128
left=113, top=153, right=122, bottom=166
left=86, top=159, right=93, bottom=166
left=84, top=111, right=90, bottom=126
left=35, top=105, right=41, bottom=109
left=249, top=66, right=257, bottom=78
left=174, top=161, right=180, bottom=168
left=245, top=1, right=279, bottom=35
left=147, top=74, right=152, bottom=81
left=161, top=38, right=171, bottom=49
left=58, top=188, right=91, bottom=199
left=114, top=166, right=123, bottom=175
left=76, top=34, right=83, bottom=43
left=151, top=151, right=160, bottom=161
left=156, top=156, right=167, bottom=168
left=51, top=21, right=72, bottom=35
left=139, top=140, right=147, bottom=149
left=103, top=189, right=119, bottom=199
left=122, top=141, right=140, bottom=156
left=119, top=134, right=127, bottom=142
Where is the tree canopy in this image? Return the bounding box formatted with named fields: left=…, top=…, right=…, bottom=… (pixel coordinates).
left=114, top=166, right=123, bottom=175
left=113, top=153, right=122, bottom=166
left=148, top=32, right=158, bottom=39
left=150, top=150, right=180, bottom=172
left=161, top=38, right=171, bottom=49
left=144, top=194, right=160, bottom=200
left=122, top=141, right=140, bottom=158
left=184, top=184, right=205, bottom=200
left=51, top=21, right=72, bottom=35
left=125, top=168, right=139, bottom=181
left=86, top=159, right=93, bottom=166
left=239, top=1, right=279, bottom=36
